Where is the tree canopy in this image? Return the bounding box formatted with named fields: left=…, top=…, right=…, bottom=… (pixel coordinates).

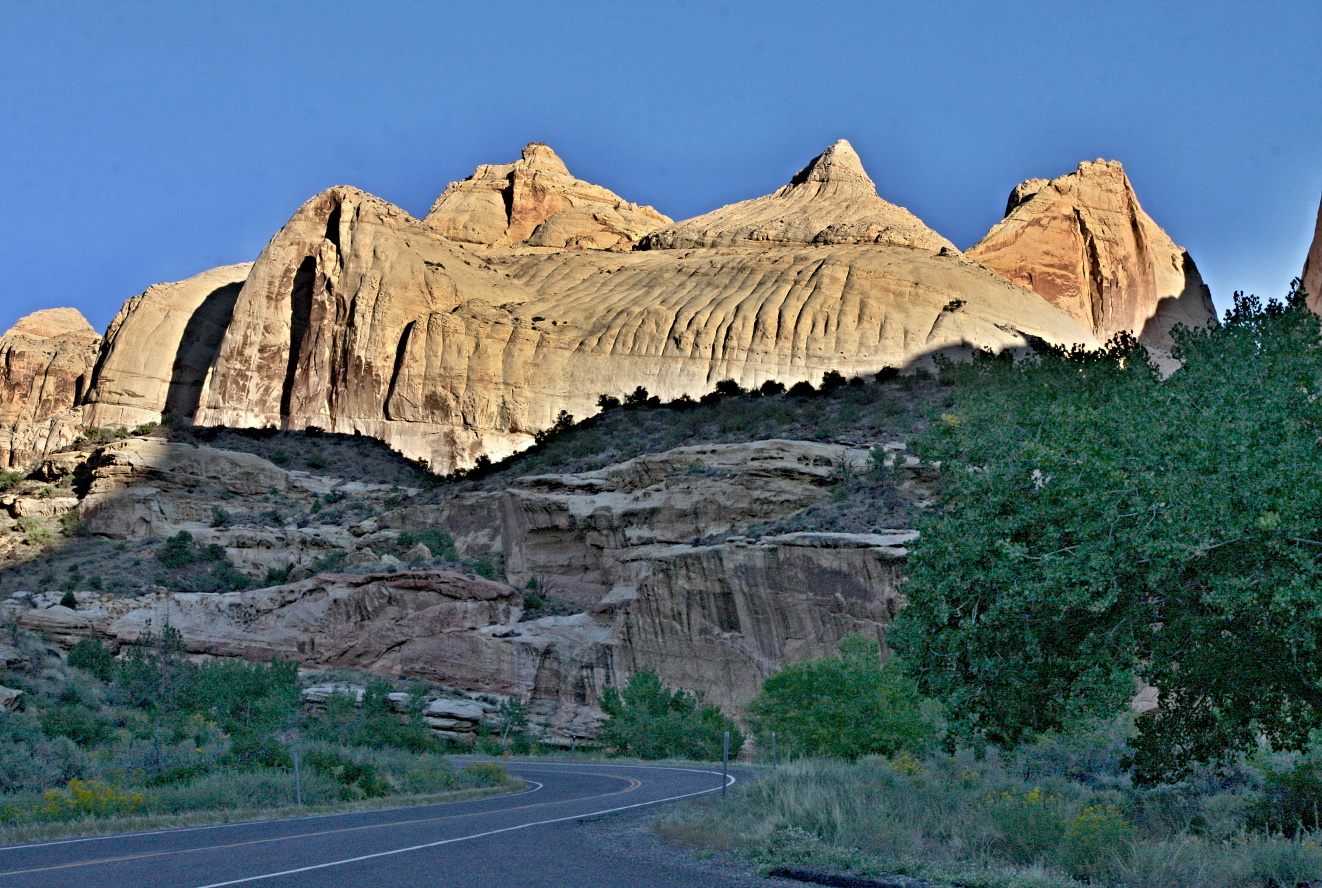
left=890, top=284, right=1322, bottom=780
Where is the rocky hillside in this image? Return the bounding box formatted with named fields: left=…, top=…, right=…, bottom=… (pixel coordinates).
left=0, top=139, right=1218, bottom=476
left=0, top=377, right=936, bottom=743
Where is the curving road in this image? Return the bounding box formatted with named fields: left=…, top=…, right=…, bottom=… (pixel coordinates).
left=0, top=761, right=748, bottom=888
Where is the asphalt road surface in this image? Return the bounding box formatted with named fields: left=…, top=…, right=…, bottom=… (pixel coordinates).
left=0, top=760, right=754, bottom=888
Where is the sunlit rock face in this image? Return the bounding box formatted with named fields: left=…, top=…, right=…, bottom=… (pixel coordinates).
left=424, top=142, right=671, bottom=250
left=82, top=263, right=252, bottom=430
left=0, top=309, right=100, bottom=469
left=190, top=145, right=1095, bottom=472
left=967, top=159, right=1215, bottom=348
left=1304, top=193, right=1322, bottom=313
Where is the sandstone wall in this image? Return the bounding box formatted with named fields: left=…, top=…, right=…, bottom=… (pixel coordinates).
left=1304, top=192, right=1322, bottom=313
left=967, top=160, right=1216, bottom=348
left=0, top=309, right=100, bottom=469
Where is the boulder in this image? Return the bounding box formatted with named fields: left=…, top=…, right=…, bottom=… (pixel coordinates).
left=967, top=160, right=1216, bottom=348
left=0, top=686, right=22, bottom=712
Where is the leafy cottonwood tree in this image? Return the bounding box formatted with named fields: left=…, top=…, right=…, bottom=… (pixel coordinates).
left=599, top=671, right=741, bottom=760
left=747, top=634, right=935, bottom=759
left=890, top=284, right=1322, bottom=779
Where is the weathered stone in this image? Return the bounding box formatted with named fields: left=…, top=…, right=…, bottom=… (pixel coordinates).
left=1304, top=191, right=1322, bottom=314
left=967, top=160, right=1216, bottom=348
left=425, top=143, right=670, bottom=249
left=83, top=438, right=289, bottom=497
left=639, top=140, right=954, bottom=252
left=0, top=309, right=100, bottom=468
left=423, top=698, right=485, bottom=722
left=0, top=686, right=22, bottom=712
left=5, top=495, right=79, bottom=518
left=82, top=264, right=251, bottom=429
left=190, top=148, right=1097, bottom=474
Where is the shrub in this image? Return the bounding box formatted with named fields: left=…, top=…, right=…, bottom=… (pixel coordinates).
left=306, top=453, right=328, bottom=470
left=68, top=637, right=116, bottom=681
left=58, top=590, right=77, bottom=609
left=787, top=380, right=816, bottom=397
left=210, top=507, right=233, bottom=529
left=1058, top=803, right=1135, bottom=879
left=747, top=635, right=936, bottom=760
left=599, top=670, right=742, bottom=760
left=0, top=469, right=24, bottom=492
left=533, top=410, right=576, bottom=446
left=396, top=528, right=457, bottom=561
left=41, top=779, right=143, bottom=819
left=157, top=531, right=196, bottom=568
left=15, top=516, right=53, bottom=546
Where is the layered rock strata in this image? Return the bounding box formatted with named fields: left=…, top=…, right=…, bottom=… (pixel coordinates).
left=967, top=160, right=1215, bottom=347
left=189, top=146, right=1095, bottom=472
left=0, top=309, right=100, bottom=468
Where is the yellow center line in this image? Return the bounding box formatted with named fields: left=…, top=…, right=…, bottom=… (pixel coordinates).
left=0, top=771, right=642, bottom=878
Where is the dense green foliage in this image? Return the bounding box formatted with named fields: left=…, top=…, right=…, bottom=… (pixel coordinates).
left=600, top=671, right=743, bottom=760
left=747, top=635, right=935, bottom=759
left=891, top=285, right=1322, bottom=779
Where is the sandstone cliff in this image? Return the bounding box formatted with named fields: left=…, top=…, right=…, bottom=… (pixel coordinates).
left=424, top=142, right=671, bottom=249
left=190, top=145, right=1096, bottom=472
left=966, top=160, right=1215, bottom=347
left=1304, top=192, right=1322, bottom=313
left=639, top=140, right=954, bottom=252
left=0, top=309, right=100, bottom=468
left=82, top=263, right=251, bottom=430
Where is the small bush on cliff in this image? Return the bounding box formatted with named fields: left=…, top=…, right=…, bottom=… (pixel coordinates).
left=0, top=469, right=24, bottom=492
left=600, top=671, right=742, bottom=760
left=747, top=635, right=937, bottom=760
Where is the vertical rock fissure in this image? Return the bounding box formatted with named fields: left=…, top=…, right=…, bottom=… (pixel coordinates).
left=383, top=320, right=415, bottom=421
left=280, top=256, right=317, bottom=421
left=324, top=202, right=342, bottom=252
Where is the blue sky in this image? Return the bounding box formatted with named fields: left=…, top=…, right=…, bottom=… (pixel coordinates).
left=2, top=1, right=1319, bottom=335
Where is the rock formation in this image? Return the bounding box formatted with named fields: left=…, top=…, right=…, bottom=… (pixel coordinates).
left=966, top=160, right=1215, bottom=347
left=424, top=142, right=671, bottom=249
left=82, top=263, right=251, bottom=430
left=1304, top=192, right=1322, bottom=313
left=639, top=140, right=954, bottom=252
left=3, top=433, right=916, bottom=739
left=0, top=309, right=100, bottom=468
left=189, top=145, right=1096, bottom=472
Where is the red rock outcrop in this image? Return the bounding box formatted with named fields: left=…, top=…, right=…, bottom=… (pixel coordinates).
left=424, top=142, right=670, bottom=250
left=82, top=263, right=251, bottom=429
left=967, top=160, right=1215, bottom=347
left=1304, top=192, right=1322, bottom=312
left=639, top=139, right=954, bottom=252
left=0, top=309, right=100, bottom=468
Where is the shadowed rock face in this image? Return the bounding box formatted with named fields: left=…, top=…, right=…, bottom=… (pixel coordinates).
left=639, top=139, right=955, bottom=252
left=0, top=309, right=100, bottom=468
left=967, top=160, right=1216, bottom=348
left=1304, top=193, right=1322, bottom=313
left=190, top=149, right=1095, bottom=472
left=424, top=142, right=671, bottom=250
left=82, top=263, right=252, bottom=429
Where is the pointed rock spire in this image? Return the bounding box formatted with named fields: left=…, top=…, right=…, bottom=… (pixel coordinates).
left=639, top=140, right=954, bottom=252
left=424, top=143, right=670, bottom=250
left=1303, top=192, right=1322, bottom=313
left=967, top=160, right=1215, bottom=347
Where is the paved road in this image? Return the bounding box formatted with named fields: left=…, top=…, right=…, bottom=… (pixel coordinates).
left=0, top=760, right=749, bottom=888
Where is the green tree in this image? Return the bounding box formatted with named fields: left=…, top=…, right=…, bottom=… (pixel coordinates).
left=599, top=671, right=741, bottom=760
left=890, top=283, right=1322, bottom=779
left=747, top=635, right=935, bottom=759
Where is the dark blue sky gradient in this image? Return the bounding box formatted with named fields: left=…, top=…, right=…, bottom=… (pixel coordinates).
left=2, top=1, right=1319, bottom=334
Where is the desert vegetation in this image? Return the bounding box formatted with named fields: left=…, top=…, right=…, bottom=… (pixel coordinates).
left=656, top=283, right=1322, bottom=888
left=0, top=624, right=510, bottom=841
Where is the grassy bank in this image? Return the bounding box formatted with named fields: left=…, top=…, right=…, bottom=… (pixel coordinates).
left=656, top=732, right=1322, bottom=888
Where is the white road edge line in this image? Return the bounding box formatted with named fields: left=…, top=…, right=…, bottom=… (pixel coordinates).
left=192, top=770, right=736, bottom=888
left=0, top=780, right=546, bottom=853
